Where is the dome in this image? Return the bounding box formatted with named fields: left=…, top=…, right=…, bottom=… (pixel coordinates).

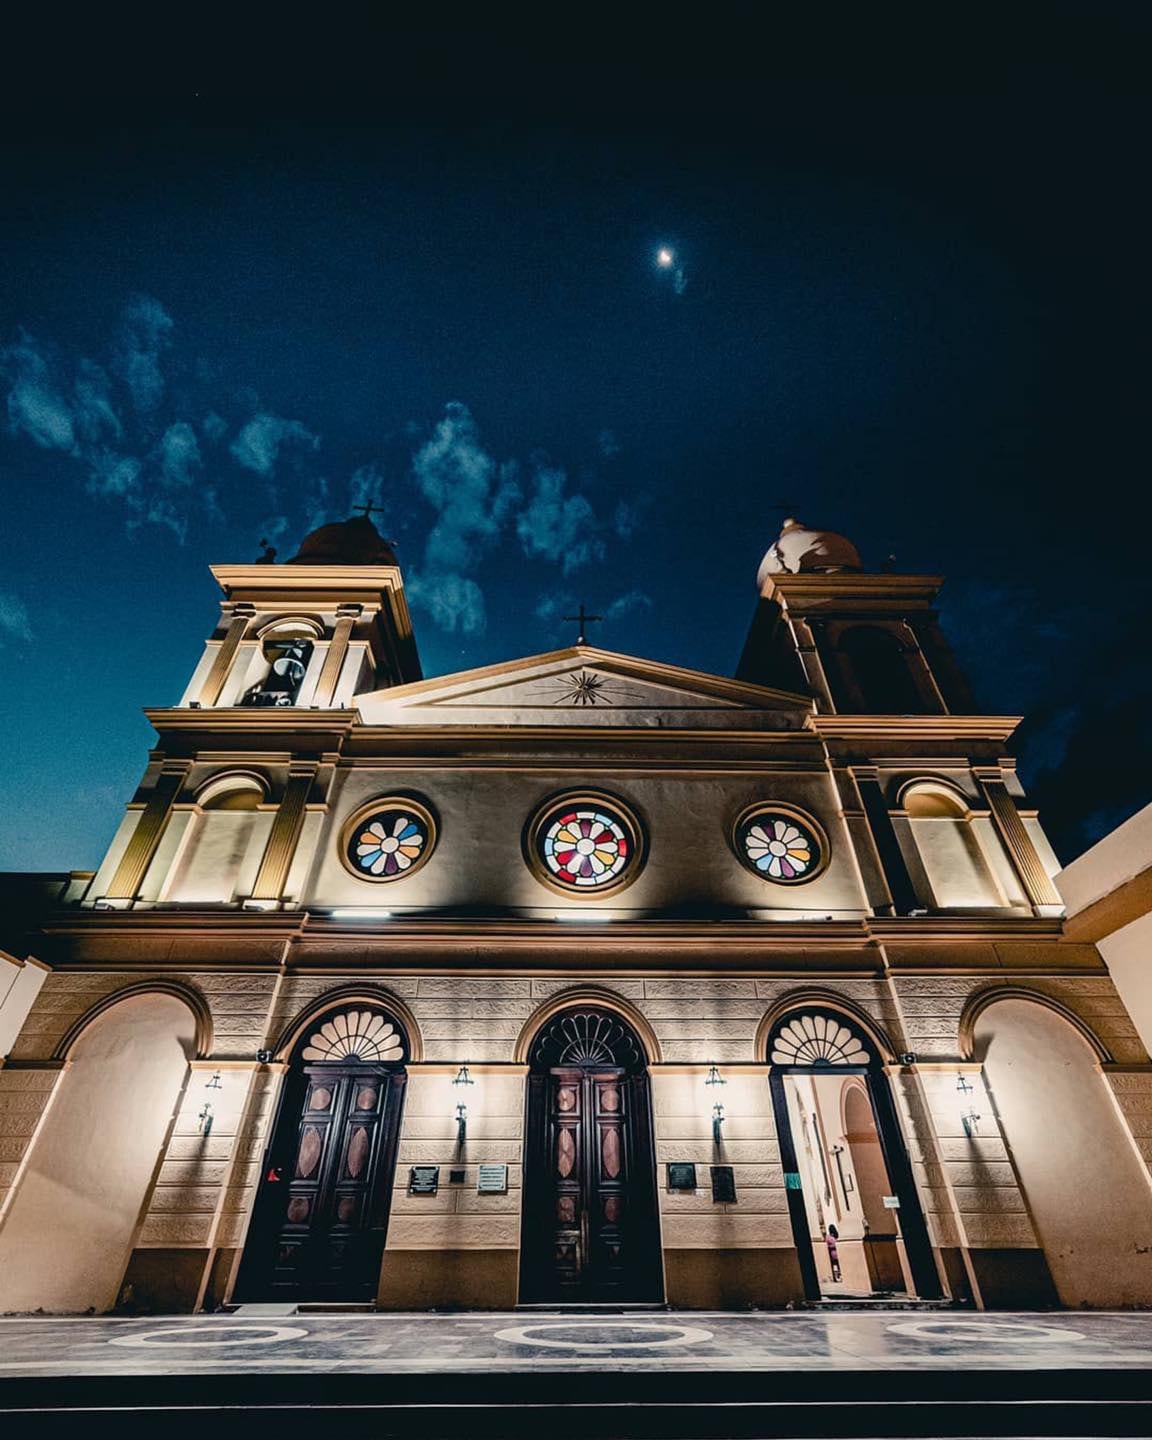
left=756, top=517, right=863, bottom=586
left=287, top=515, right=398, bottom=567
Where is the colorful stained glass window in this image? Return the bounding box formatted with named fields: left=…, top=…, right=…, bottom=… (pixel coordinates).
left=736, top=808, right=822, bottom=883
left=345, top=801, right=434, bottom=881
left=532, top=797, right=641, bottom=892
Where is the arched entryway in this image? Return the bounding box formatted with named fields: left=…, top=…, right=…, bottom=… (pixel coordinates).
left=766, top=1007, right=941, bottom=1301
left=973, top=995, right=1152, bottom=1307
left=237, top=1004, right=409, bottom=1303
left=0, top=989, right=197, bottom=1314
left=520, top=1007, right=663, bottom=1303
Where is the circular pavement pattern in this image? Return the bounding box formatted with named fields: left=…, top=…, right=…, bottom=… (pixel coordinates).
left=493, top=1321, right=714, bottom=1352
left=887, top=1318, right=1084, bottom=1343
left=109, top=1324, right=309, bottom=1348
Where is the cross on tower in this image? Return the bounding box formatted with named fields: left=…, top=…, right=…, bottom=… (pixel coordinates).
left=563, top=603, right=603, bottom=646
left=353, top=499, right=385, bottom=522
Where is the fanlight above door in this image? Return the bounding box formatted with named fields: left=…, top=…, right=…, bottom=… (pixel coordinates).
left=531, top=1009, right=645, bottom=1071
left=771, top=1012, right=871, bottom=1067
left=300, top=1009, right=405, bottom=1063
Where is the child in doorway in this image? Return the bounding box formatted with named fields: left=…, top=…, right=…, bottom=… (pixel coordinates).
left=825, top=1224, right=842, bottom=1283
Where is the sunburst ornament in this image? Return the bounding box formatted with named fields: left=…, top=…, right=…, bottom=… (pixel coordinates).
left=771, top=1013, right=870, bottom=1067
left=301, top=1009, right=404, bottom=1063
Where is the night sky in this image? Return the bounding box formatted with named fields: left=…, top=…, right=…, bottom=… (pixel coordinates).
left=1, top=9, right=1148, bottom=873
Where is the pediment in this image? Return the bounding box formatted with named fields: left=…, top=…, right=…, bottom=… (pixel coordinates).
left=356, top=647, right=811, bottom=729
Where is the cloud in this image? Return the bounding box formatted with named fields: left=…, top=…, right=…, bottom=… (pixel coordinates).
left=231, top=412, right=320, bottom=476
left=112, top=293, right=174, bottom=413
left=407, top=571, right=487, bottom=634
left=0, top=592, right=32, bottom=645
left=405, top=402, right=522, bottom=633
left=157, top=421, right=201, bottom=490
left=597, top=428, right=621, bottom=459
left=413, top=402, right=520, bottom=574
left=0, top=335, right=76, bottom=451
left=87, top=451, right=142, bottom=499
left=604, top=589, right=653, bottom=621
left=72, top=360, right=122, bottom=447
left=516, top=459, right=605, bottom=574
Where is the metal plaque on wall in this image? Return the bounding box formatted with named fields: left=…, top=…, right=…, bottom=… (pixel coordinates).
left=477, top=1163, right=508, bottom=1193
left=409, top=1165, right=440, bottom=1194
left=710, top=1164, right=737, bottom=1203
left=666, top=1163, right=697, bottom=1191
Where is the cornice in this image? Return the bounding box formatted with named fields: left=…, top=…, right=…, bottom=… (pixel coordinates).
left=144, top=708, right=356, bottom=735
left=211, top=564, right=406, bottom=599
left=808, top=714, right=1022, bottom=743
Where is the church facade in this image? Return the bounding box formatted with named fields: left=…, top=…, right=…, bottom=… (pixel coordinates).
left=2, top=514, right=1151, bottom=1315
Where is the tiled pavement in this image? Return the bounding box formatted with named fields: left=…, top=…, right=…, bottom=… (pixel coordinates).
left=0, top=1308, right=1148, bottom=1374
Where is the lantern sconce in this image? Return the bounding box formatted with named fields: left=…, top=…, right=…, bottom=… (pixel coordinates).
left=705, top=1062, right=726, bottom=1090
left=712, top=1102, right=726, bottom=1146
left=957, top=1073, right=981, bottom=1137
left=197, top=1069, right=222, bottom=1136
left=453, top=1062, right=474, bottom=1145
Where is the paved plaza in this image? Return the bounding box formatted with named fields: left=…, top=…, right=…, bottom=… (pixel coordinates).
left=2, top=1310, right=1151, bottom=1436
left=0, top=1306, right=1149, bottom=1373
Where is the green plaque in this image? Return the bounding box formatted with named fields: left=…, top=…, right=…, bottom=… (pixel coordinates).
left=784, top=1171, right=803, bottom=1190
left=409, top=1165, right=439, bottom=1194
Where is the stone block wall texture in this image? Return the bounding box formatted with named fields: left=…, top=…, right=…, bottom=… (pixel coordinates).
left=4, top=959, right=1146, bottom=1308
left=652, top=1070, right=791, bottom=1252
left=387, top=1070, right=525, bottom=1254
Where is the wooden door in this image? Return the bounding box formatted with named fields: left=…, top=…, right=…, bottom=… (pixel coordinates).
left=526, top=1065, right=661, bottom=1302
left=241, top=1064, right=404, bottom=1301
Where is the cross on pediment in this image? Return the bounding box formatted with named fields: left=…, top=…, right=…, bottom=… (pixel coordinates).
left=563, top=603, right=603, bottom=645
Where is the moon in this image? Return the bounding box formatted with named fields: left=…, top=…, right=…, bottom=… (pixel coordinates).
left=656, top=247, right=675, bottom=268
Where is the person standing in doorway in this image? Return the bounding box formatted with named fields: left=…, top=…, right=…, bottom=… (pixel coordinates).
left=825, top=1224, right=842, bottom=1283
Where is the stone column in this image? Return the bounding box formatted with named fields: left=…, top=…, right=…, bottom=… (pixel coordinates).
left=196, top=610, right=252, bottom=707
left=311, top=610, right=359, bottom=708
left=104, top=763, right=191, bottom=903
left=976, top=773, right=1062, bottom=909
left=855, top=770, right=921, bottom=916
left=248, top=765, right=318, bottom=906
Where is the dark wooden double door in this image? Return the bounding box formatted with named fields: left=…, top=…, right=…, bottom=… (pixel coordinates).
left=238, top=1064, right=405, bottom=1302
left=522, top=1066, right=662, bottom=1303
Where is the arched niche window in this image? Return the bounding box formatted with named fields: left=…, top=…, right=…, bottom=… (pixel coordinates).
left=240, top=622, right=318, bottom=708
left=900, top=781, right=1020, bottom=909
left=162, top=775, right=272, bottom=904
left=836, top=625, right=930, bottom=715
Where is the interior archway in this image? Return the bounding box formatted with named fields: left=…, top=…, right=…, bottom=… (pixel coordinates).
left=519, top=1006, right=663, bottom=1303
left=975, top=997, right=1152, bottom=1306
left=767, top=1008, right=940, bottom=1301
left=0, top=991, right=196, bottom=1314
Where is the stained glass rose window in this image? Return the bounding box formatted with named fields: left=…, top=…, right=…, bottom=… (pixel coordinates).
left=734, top=806, right=825, bottom=884
left=528, top=793, right=645, bottom=895
left=343, top=799, right=436, bottom=882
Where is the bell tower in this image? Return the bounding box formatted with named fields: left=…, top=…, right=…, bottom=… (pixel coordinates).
left=736, top=518, right=973, bottom=714
left=179, top=514, right=422, bottom=712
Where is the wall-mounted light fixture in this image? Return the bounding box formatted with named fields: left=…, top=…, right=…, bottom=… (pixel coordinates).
left=957, top=1073, right=981, bottom=1137
left=712, top=1102, right=726, bottom=1146
left=197, top=1069, right=222, bottom=1135
left=705, top=1062, right=726, bottom=1090
left=453, top=1062, right=474, bottom=1145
